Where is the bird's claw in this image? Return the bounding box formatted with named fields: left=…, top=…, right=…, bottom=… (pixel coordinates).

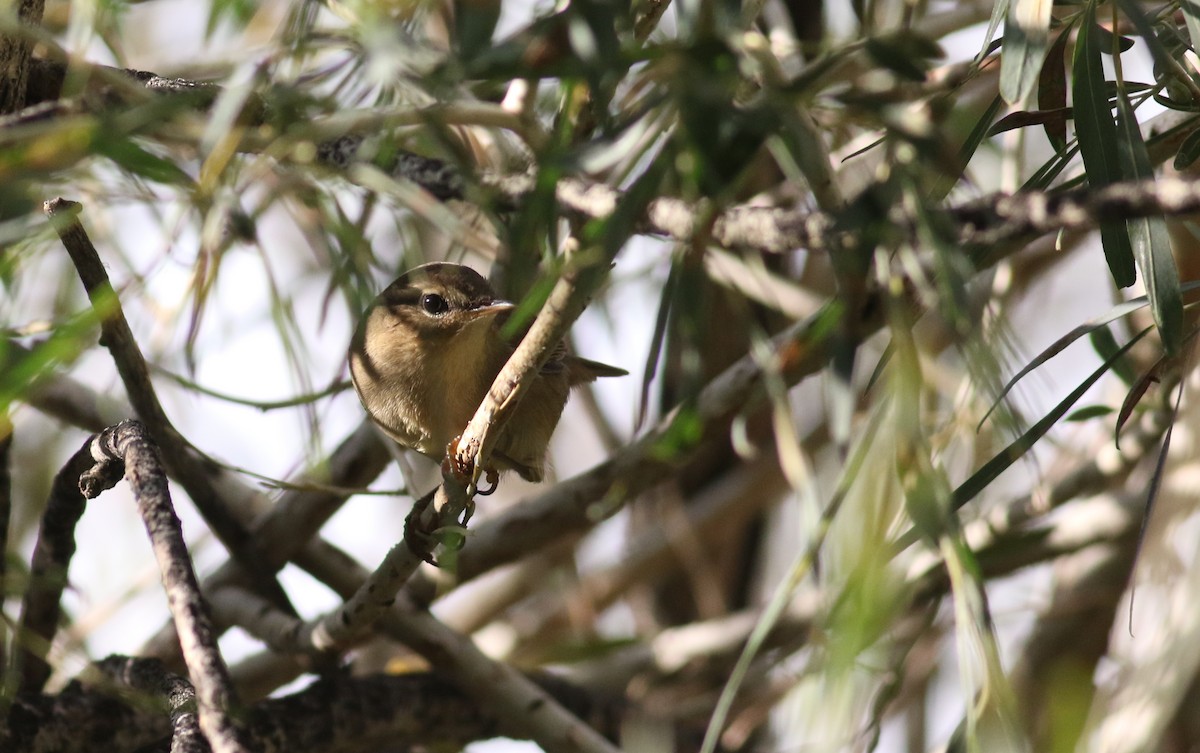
left=443, top=436, right=500, bottom=505
left=403, top=492, right=440, bottom=566
left=475, top=468, right=500, bottom=496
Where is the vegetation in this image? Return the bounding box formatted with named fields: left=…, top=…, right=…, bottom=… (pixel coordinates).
left=3, top=0, right=1200, bottom=751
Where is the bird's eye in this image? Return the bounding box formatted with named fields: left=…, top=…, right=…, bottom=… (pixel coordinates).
left=421, top=293, right=449, bottom=315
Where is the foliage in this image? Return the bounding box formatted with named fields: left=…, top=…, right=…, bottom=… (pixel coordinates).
left=5, top=0, right=1200, bottom=751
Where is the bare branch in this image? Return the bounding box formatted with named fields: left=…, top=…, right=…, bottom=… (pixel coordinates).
left=141, top=419, right=392, bottom=663
left=79, top=421, right=248, bottom=753
left=44, top=198, right=294, bottom=616
left=211, top=539, right=623, bottom=753
left=97, top=656, right=207, bottom=753
left=0, top=0, right=46, bottom=113
left=954, top=176, right=1200, bottom=249
left=13, top=437, right=93, bottom=694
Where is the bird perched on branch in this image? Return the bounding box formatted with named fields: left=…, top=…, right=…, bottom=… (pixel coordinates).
left=349, top=262, right=626, bottom=488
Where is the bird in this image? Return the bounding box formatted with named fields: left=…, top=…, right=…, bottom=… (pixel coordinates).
left=348, top=262, right=626, bottom=487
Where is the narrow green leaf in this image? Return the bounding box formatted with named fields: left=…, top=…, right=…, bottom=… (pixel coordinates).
left=1114, top=356, right=1163, bottom=446
left=955, top=325, right=1152, bottom=511
left=1072, top=3, right=1135, bottom=287
left=977, top=281, right=1200, bottom=429
left=1184, top=0, right=1200, bottom=55
left=635, top=263, right=677, bottom=432
left=1116, top=92, right=1183, bottom=354
left=1038, top=28, right=1071, bottom=148
left=95, top=138, right=194, bottom=186
left=1089, top=325, right=1135, bottom=383
left=1020, top=142, right=1079, bottom=191
left=988, top=107, right=1072, bottom=136
left=1175, top=127, right=1200, bottom=170
left=1130, top=375, right=1187, bottom=622
left=979, top=0, right=1013, bottom=60
left=1001, top=0, right=1053, bottom=105
left=1066, top=405, right=1114, bottom=422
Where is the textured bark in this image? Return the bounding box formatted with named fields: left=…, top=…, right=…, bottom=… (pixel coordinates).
left=3, top=659, right=612, bottom=753
left=0, top=0, right=46, bottom=114
left=15, top=438, right=94, bottom=694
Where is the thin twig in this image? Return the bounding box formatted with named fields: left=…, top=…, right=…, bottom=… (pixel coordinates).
left=149, top=363, right=350, bottom=411
left=243, top=540, right=626, bottom=753
left=80, top=420, right=248, bottom=753
left=140, top=419, right=392, bottom=661
left=44, top=198, right=294, bottom=616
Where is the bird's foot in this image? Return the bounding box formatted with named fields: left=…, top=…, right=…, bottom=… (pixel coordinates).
left=475, top=468, right=500, bottom=497
left=403, top=490, right=440, bottom=566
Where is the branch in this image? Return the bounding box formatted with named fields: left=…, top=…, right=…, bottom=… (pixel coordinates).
left=13, top=437, right=94, bottom=694
left=96, top=656, right=207, bottom=753
left=0, top=0, right=46, bottom=113
left=78, top=420, right=248, bottom=753
left=18, top=60, right=1200, bottom=263
left=954, top=176, right=1200, bottom=249
left=44, top=198, right=294, bottom=615
left=141, top=419, right=392, bottom=663
left=7, top=655, right=613, bottom=753
left=210, top=555, right=624, bottom=753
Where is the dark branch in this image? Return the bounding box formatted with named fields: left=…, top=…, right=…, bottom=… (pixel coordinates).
left=5, top=656, right=616, bottom=753
left=97, top=656, right=206, bottom=753
left=0, top=0, right=47, bottom=113
left=14, top=437, right=94, bottom=694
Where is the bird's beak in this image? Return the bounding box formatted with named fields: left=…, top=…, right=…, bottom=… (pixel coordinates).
left=466, top=300, right=515, bottom=320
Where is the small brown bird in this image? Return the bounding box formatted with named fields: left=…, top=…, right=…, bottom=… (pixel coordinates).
left=349, top=262, right=626, bottom=484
